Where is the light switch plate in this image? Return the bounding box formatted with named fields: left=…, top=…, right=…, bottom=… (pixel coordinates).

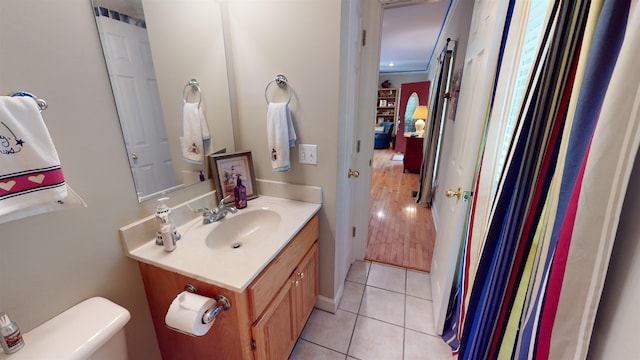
left=299, top=144, right=318, bottom=165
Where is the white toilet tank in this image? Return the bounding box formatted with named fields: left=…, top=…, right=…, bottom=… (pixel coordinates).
left=0, top=297, right=130, bottom=360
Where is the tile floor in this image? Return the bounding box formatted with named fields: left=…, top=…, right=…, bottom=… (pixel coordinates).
left=289, top=260, right=453, bottom=360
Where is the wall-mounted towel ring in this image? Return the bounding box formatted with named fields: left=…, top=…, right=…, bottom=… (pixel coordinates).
left=10, top=91, right=48, bottom=112
left=183, top=79, right=202, bottom=108
left=264, top=74, right=291, bottom=104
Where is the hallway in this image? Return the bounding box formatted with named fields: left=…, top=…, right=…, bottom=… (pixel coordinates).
left=289, top=260, right=452, bottom=359
left=366, top=149, right=436, bottom=272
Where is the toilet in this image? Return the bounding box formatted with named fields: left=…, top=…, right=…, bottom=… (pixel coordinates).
left=0, top=297, right=130, bottom=360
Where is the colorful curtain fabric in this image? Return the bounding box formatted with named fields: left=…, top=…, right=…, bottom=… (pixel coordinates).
left=442, top=0, right=635, bottom=358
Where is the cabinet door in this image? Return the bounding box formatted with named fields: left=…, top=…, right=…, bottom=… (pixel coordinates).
left=251, top=279, right=296, bottom=360
left=294, top=243, right=319, bottom=334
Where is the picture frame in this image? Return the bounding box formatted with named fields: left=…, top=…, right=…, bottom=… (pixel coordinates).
left=209, top=151, right=257, bottom=204
left=379, top=99, right=387, bottom=107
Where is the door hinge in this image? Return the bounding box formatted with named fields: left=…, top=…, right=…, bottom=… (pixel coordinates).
left=369, top=159, right=372, bottom=167
left=362, top=30, right=367, bottom=46
left=356, top=140, right=361, bottom=153
left=251, top=339, right=256, bottom=350
left=352, top=226, right=356, bottom=237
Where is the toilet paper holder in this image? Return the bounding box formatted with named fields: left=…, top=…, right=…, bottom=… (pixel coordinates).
left=184, top=284, right=231, bottom=324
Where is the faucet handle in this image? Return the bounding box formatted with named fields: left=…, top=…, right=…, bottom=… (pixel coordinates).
left=219, top=195, right=232, bottom=208
left=192, top=207, right=217, bottom=218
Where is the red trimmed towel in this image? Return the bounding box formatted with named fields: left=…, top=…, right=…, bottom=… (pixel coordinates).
left=0, top=96, right=84, bottom=223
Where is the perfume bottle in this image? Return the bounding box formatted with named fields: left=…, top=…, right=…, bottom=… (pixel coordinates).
left=234, top=175, right=247, bottom=209
left=0, top=313, right=24, bottom=354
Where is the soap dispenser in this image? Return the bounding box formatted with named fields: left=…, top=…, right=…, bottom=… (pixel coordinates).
left=234, top=175, right=247, bottom=209
left=155, top=197, right=181, bottom=246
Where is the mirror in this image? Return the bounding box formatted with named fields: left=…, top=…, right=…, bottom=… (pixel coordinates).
left=92, top=0, right=235, bottom=202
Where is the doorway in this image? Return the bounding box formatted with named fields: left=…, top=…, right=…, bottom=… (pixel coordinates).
left=366, top=81, right=436, bottom=272
left=363, top=2, right=447, bottom=273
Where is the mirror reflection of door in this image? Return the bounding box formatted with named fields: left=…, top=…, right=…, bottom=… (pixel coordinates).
left=94, top=8, right=178, bottom=199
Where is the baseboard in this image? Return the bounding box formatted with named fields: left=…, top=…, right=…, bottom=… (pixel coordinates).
left=432, top=201, right=440, bottom=233
left=315, top=282, right=344, bottom=314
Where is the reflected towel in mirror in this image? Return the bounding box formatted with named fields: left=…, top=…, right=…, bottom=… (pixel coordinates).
left=181, top=102, right=211, bottom=164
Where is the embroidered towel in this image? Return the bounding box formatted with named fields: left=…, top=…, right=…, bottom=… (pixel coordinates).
left=267, top=102, right=296, bottom=172
left=181, top=102, right=211, bottom=164
left=0, top=96, right=69, bottom=218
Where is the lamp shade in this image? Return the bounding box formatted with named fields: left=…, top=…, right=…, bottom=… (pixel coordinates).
left=412, top=105, right=429, bottom=120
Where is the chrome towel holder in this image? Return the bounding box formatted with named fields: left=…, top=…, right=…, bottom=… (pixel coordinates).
left=264, top=74, right=291, bottom=104
left=183, top=79, right=202, bottom=108
left=10, top=91, right=48, bottom=112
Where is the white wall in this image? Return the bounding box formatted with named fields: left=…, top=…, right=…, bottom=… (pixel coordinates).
left=222, top=0, right=342, bottom=300
left=0, top=1, right=166, bottom=358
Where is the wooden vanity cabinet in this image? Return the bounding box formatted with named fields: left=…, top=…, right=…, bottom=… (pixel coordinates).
left=138, top=214, right=319, bottom=360
left=251, top=243, right=318, bottom=360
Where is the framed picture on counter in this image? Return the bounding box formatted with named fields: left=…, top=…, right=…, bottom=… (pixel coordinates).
left=209, top=151, right=257, bottom=204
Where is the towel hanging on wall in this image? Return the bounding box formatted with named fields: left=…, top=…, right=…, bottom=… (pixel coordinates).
left=0, top=96, right=86, bottom=224
left=267, top=102, right=296, bottom=172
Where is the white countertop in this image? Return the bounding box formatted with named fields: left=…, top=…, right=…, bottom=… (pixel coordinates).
left=126, top=196, right=321, bottom=292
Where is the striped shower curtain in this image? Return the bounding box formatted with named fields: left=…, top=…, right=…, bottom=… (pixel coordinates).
left=443, top=0, right=636, bottom=358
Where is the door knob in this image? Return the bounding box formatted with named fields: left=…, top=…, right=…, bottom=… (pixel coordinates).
left=131, top=153, right=138, bottom=160
left=348, top=169, right=360, bottom=178
left=446, top=188, right=462, bottom=200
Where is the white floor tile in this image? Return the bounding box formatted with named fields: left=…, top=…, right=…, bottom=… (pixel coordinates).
left=404, top=329, right=453, bottom=360
left=359, top=286, right=405, bottom=326
left=406, top=270, right=432, bottom=300
left=300, top=309, right=357, bottom=354
left=348, top=316, right=404, bottom=360
left=367, top=262, right=406, bottom=293
left=347, top=260, right=371, bottom=284
left=339, top=281, right=365, bottom=313
left=405, top=296, right=436, bottom=335
left=289, top=339, right=346, bottom=360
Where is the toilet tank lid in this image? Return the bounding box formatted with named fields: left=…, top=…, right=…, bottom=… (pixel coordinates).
left=0, top=297, right=130, bottom=360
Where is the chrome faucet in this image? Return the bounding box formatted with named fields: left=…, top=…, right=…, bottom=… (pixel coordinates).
left=199, top=195, right=237, bottom=224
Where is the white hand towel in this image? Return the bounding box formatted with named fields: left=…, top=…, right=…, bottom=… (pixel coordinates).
left=181, top=103, right=211, bottom=164
left=267, top=102, right=297, bottom=172
left=0, top=96, right=86, bottom=223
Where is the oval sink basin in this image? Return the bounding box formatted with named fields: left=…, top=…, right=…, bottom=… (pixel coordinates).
left=205, top=209, right=281, bottom=251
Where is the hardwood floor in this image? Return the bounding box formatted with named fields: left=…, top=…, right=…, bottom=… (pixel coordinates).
left=365, top=148, right=436, bottom=272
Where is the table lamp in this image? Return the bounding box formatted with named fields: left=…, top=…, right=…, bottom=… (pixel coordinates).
left=412, top=105, right=428, bottom=137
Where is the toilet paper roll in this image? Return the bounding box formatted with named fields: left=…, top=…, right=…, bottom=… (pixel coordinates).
left=165, top=291, right=216, bottom=336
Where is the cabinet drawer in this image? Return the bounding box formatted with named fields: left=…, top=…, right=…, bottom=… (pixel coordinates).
left=248, top=214, right=318, bottom=320
left=405, top=137, right=423, bottom=150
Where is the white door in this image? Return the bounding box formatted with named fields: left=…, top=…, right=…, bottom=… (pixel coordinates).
left=352, top=0, right=383, bottom=262
left=430, top=0, right=510, bottom=333
left=338, top=0, right=382, bottom=288
left=97, top=16, right=177, bottom=197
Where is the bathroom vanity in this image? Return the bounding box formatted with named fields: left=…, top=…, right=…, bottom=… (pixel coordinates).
left=120, top=194, right=321, bottom=359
